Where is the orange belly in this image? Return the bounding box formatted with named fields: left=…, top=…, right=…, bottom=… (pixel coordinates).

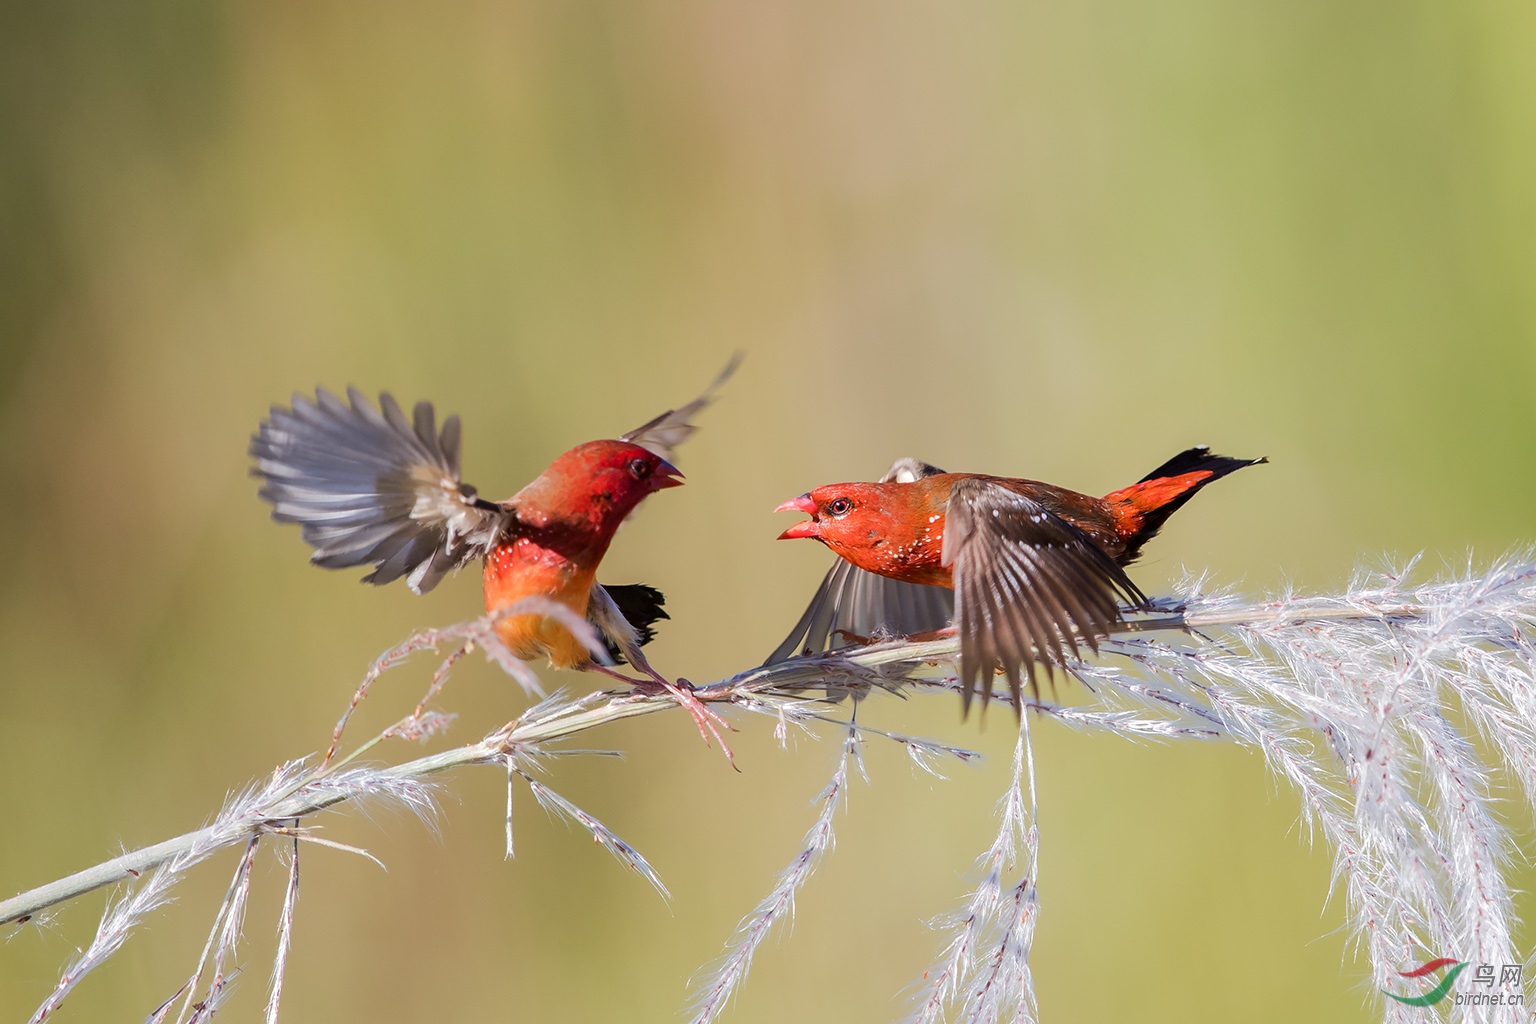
left=483, top=537, right=598, bottom=670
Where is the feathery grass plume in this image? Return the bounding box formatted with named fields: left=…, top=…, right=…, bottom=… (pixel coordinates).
left=177, top=835, right=260, bottom=1023
left=686, top=726, right=862, bottom=1024
left=323, top=595, right=601, bottom=763
left=7, top=552, right=1536, bottom=1021
left=1143, top=555, right=1530, bottom=1000
left=27, top=762, right=315, bottom=1024
left=263, top=831, right=300, bottom=1024
left=30, top=859, right=181, bottom=1024
left=510, top=759, right=671, bottom=900
left=13, top=598, right=666, bottom=1021
left=957, top=714, right=1039, bottom=1024
left=910, top=721, right=1038, bottom=1024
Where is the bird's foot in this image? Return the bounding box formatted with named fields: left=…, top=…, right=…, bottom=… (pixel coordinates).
left=635, top=672, right=737, bottom=768
left=591, top=662, right=736, bottom=766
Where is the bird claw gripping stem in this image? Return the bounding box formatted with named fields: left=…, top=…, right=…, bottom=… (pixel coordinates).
left=590, top=664, right=739, bottom=767
left=654, top=675, right=738, bottom=768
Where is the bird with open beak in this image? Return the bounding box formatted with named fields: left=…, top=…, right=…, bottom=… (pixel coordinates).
left=771, top=447, right=1264, bottom=714
left=251, top=357, right=739, bottom=749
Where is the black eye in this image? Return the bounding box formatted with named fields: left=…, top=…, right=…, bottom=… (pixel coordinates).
left=828, top=497, right=852, bottom=516
left=627, top=457, right=651, bottom=479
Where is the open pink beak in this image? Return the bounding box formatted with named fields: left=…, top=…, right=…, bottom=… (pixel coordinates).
left=651, top=459, right=685, bottom=490
left=774, top=493, right=819, bottom=540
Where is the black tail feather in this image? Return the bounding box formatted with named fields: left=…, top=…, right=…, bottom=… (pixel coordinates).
left=1138, top=445, right=1266, bottom=484
left=601, top=583, right=669, bottom=664
left=1117, top=447, right=1266, bottom=566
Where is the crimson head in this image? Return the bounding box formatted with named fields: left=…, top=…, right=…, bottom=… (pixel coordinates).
left=516, top=439, right=684, bottom=530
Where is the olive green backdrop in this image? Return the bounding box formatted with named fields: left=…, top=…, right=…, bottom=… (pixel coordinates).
left=2, top=2, right=1533, bottom=1021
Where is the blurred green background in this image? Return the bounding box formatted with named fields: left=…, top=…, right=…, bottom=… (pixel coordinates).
left=2, top=2, right=1534, bottom=1021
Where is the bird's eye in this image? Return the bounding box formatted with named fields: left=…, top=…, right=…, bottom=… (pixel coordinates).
left=828, top=497, right=852, bottom=516
left=627, top=457, right=651, bottom=479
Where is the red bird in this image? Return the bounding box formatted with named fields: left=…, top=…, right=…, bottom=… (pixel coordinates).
left=771, top=447, right=1264, bottom=712
left=250, top=358, right=738, bottom=744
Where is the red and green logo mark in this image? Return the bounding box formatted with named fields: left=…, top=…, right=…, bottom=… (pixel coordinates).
left=1382, top=957, right=1468, bottom=1006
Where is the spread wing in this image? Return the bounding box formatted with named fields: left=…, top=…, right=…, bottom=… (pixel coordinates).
left=765, top=560, right=955, bottom=663
left=619, top=353, right=741, bottom=463
left=251, top=387, right=511, bottom=594
left=943, top=477, right=1146, bottom=714
left=766, top=457, right=954, bottom=664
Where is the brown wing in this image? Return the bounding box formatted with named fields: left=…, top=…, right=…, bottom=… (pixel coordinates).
left=765, top=457, right=954, bottom=664
left=942, top=477, right=1146, bottom=714
left=764, top=559, right=955, bottom=663
left=251, top=387, right=511, bottom=594
left=619, top=354, right=741, bottom=463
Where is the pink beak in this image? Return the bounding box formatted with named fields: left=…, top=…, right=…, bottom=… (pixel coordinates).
left=774, top=493, right=820, bottom=540
left=651, top=459, right=685, bottom=490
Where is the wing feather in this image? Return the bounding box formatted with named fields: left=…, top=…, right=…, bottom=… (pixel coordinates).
left=620, top=354, right=741, bottom=463
left=943, top=477, right=1146, bottom=714
left=251, top=387, right=511, bottom=594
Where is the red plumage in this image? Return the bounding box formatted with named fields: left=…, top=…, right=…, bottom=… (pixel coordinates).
left=251, top=359, right=739, bottom=750
left=481, top=439, right=683, bottom=669
left=773, top=447, right=1264, bottom=712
